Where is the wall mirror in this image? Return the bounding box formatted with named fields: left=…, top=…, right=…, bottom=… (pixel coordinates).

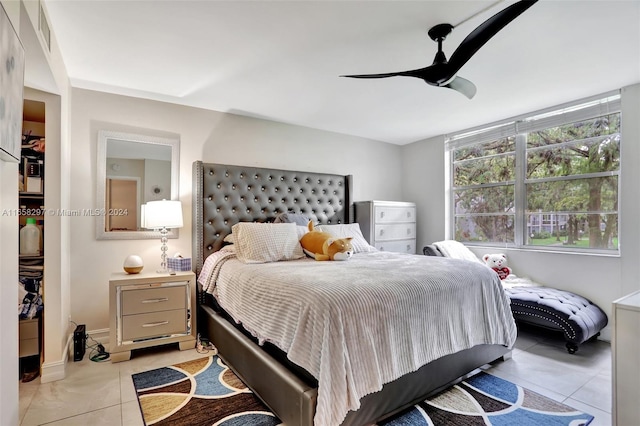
left=96, top=130, right=180, bottom=240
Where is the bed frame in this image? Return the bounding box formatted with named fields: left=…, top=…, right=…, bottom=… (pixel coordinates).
left=192, top=161, right=511, bottom=426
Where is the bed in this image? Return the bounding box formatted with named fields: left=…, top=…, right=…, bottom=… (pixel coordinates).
left=192, top=161, right=516, bottom=426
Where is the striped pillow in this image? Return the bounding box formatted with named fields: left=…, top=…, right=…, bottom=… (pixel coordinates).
left=232, top=222, right=305, bottom=264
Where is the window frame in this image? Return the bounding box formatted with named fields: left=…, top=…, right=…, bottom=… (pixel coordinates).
left=446, top=91, right=621, bottom=255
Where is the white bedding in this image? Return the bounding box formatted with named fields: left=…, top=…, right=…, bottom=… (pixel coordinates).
left=199, top=249, right=517, bottom=426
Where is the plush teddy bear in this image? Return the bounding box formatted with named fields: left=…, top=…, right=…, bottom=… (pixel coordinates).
left=482, top=253, right=513, bottom=280
left=300, top=222, right=353, bottom=261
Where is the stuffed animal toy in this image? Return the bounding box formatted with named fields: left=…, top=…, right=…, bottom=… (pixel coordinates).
left=299, top=222, right=353, bottom=261
left=483, top=253, right=513, bottom=280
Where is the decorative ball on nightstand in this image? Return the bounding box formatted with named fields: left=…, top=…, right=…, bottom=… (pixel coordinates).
left=123, top=255, right=144, bottom=274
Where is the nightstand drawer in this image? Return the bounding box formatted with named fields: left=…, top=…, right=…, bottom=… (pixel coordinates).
left=122, top=309, right=187, bottom=341
left=374, top=206, right=415, bottom=223
left=374, top=223, right=416, bottom=241
left=122, top=285, right=186, bottom=315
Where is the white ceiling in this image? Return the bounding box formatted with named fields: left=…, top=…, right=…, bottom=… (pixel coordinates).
left=43, top=0, right=640, bottom=145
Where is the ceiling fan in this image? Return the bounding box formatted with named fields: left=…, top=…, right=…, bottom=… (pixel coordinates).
left=341, top=0, right=538, bottom=99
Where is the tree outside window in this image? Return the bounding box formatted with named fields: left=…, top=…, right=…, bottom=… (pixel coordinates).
left=450, top=94, right=620, bottom=253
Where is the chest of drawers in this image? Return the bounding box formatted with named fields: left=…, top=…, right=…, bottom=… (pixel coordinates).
left=355, top=201, right=417, bottom=254
left=109, top=271, right=196, bottom=362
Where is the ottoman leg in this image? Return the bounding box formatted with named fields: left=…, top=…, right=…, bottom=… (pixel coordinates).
left=566, top=342, right=579, bottom=354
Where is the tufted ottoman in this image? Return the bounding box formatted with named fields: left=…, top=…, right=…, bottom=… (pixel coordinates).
left=504, top=286, right=608, bottom=354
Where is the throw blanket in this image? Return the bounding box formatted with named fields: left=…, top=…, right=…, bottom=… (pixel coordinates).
left=197, top=246, right=236, bottom=297
left=430, top=240, right=541, bottom=290
left=433, top=240, right=484, bottom=264
left=502, top=274, right=541, bottom=289
left=200, top=251, right=517, bottom=426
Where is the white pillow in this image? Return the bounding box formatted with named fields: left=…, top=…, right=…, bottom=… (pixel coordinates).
left=317, top=223, right=376, bottom=253
left=296, top=225, right=309, bottom=240
left=231, top=222, right=305, bottom=264
left=226, top=226, right=307, bottom=244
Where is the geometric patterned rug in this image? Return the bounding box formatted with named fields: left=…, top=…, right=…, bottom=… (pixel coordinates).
left=132, top=356, right=279, bottom=425
left=379, top=372, right=594, bottom=426
left=132, top=356, right=593, bottom=426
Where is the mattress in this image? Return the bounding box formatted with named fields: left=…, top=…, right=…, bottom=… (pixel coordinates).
left=199, top=249, right=517, bottom=426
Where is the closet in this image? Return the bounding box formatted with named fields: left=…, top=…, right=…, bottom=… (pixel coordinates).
left=18, top=99, right=45, bottom=382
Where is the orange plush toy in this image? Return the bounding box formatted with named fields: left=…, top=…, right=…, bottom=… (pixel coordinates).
left=300, top=222, right=353, bottom=261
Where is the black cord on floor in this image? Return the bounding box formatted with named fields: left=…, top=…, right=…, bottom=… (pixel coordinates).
left=86, top=334, right=110, bottom=362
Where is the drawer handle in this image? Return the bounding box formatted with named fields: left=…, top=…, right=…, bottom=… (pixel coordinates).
left=380, top=211, right=385, bottom=219
left=407, top=228, right=411, bottom=235
left=379, top=229, right=384, bottom=236
left=407, top=244, right=411, bottom=251
left=141, top=298, right=169, bottom=304
left=142, top=321, right=169, bottom=328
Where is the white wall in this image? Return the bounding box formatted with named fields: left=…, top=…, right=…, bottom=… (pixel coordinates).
left=68, top=88, right=403, bottom=334
left=402, top=84, right=640, bottom=340
left=0, top=2, right=24, bottom=424
left=1, top=0, right=74, bottom=390
left=401, top=134, right=446, bottom=251
left=0, top=160, right=19, bottom=426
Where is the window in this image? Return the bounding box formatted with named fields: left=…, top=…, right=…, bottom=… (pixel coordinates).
left=448, top=93, right=621, bottom=253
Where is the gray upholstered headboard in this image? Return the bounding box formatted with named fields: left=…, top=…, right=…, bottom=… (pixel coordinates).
left=192, top=161, right=353, bottom=278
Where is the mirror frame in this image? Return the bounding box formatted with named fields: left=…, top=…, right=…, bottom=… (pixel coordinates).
left=96, top=130, right=180, bottom=240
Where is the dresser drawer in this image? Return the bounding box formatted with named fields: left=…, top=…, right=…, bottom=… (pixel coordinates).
left=375, top=239, right=416, bottom=254
left=122, top=309, right=187, bottom=341
left=374, top=223, right=416, bottom=241
left=374, top=205, right=416, bottom=223
left=121, top=285, right=187, bottom=315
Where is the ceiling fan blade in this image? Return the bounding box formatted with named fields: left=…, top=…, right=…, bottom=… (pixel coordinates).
left=341, top=68, right=428, bottom=79
left=444, top=76, right=477, bottom=99
left=341, top=72, right=404, bottom=79
left=448, top=0, right=538, bottom=74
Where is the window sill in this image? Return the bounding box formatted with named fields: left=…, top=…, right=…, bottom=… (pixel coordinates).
left=464, top=243, right=621, bottom=258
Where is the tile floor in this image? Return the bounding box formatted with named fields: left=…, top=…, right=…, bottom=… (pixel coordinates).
left=19, top=326, right=612, bottom=425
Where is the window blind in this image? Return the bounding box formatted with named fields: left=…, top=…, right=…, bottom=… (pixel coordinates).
left=445, top=90, right=621, bottom=150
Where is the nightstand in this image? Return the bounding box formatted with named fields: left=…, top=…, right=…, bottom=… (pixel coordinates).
left=109, top=271, right=196, bottom=362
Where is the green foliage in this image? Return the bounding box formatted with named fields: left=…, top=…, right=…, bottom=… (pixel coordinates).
left=453, top=113, right=620, bottom=250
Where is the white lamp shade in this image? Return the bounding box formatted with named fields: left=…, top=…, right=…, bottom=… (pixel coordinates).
left=143, top=200, right=183, bottom=229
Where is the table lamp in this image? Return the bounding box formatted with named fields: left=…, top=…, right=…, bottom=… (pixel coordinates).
left=143, top=200, right=183, bottom=273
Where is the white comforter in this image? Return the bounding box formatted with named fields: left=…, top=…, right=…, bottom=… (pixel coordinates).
left=199, top=248, right=517, bottom=426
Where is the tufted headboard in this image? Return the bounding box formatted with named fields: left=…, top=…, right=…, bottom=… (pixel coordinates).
left=192, top=162, right=353, bottom=278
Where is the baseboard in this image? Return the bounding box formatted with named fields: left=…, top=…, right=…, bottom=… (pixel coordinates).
left=41, top=357, right=68, bottom=384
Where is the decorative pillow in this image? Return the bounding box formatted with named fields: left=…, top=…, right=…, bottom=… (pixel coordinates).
left=296, top=225, right=308, bottom=240
left=317, top=223, right=376, bottom=253
left=223, top=233, right=235, bottom=244
left=273, top=212, right=311, bottom=226
left=231, top=222, right=305, bottom=264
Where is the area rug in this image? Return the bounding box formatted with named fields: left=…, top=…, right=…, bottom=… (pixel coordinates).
left=132, top=355, right=593, bottom=426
